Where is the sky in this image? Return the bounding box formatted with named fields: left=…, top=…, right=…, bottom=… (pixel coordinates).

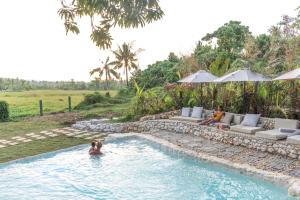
left=0, top=0, right=299, bottom=82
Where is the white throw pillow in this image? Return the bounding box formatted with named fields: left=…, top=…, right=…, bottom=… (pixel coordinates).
left=191, top=107, right=203, bottom=119
left=220, top=113, right=234, bottom=125
left=241, top=114, right=261, bottom=127
left=181, top=107, right=191, bottom=117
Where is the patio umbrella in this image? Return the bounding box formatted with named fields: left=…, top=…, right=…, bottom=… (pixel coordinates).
left=178, top=70, right=218, bottom=83
left=273, top=68, right=300, bottom=115
left=273, top=68, right=300, bottom=80
left=213, top=68, right=271, bottom=113
left=178, top=70, right=218, bottom=104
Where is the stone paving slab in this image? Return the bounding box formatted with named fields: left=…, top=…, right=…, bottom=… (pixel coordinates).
left=149, top=130, right=300, bottom=178
left=0, top=127, right=104, bottom=149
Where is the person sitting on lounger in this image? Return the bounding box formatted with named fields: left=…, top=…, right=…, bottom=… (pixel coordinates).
left=200, top=106, right=224, bottom=125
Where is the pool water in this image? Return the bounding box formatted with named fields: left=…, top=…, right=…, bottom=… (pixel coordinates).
left=0, top=138, right=294, bottom=200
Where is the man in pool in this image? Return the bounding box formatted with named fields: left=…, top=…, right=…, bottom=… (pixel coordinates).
left=89, top=140, right=103, bottom=155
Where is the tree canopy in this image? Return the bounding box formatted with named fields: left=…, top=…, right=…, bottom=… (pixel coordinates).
left=58, top=0, right=164, bottom=49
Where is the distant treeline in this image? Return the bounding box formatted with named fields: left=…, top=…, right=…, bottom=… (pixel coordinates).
left=0, top=78, right=125, bottom=91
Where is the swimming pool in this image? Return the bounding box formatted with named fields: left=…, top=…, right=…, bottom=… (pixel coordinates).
left=0, top=137, right=294, bottom=200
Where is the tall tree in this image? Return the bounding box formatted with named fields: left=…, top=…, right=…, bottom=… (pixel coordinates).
left=58, top=0, right=164, bottom=49
left=202, top=21, right=251, bottom=58
left=90, top=57, right=120, bottom=90
left=111, top=42, right=142, bottom=86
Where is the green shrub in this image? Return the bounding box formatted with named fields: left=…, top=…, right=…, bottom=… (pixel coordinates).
left=0, top=101, right=9, bottom=121
left=129, top=86, right=175, bottom=117
left=105, top=92, right=110, bottom=97
left=84, top=92, right=106, bottom=104
left=116, top=87, right=134, bottom=98
left=75, top=92, right=130, bottom=110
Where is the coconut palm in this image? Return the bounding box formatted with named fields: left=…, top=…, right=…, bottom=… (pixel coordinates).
left=111, top=42, right=142, bottom=86
left=90, top=57, right=120, bottom=90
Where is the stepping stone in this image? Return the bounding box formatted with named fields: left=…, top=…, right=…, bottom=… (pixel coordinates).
left=35, top=136, right=46, bottom=140
left=26, top=133, right=36, bottom=136
left=40, top=131, right=48, bottom=134
left=23, top=139, right=32, bottom=143
left=43, top=132, right=54, bottom=135
left=48, top=134, right=58, bottom=137
left=0, top=145, right=6, bottom=148
left=0, top=140, right=11, bottom=144
left=12, top=136, right=22, bottom=139
left=8, top=142, right=18, bottom=145
left=15, top=137, right=27, bottom=141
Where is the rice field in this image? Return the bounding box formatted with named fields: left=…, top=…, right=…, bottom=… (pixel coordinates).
left=0, top=90, right=117, bottom=119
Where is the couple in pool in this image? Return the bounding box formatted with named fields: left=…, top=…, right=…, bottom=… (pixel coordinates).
left=89, top=140, right=103, bottom=155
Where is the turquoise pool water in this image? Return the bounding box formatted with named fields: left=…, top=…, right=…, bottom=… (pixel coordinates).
left=0, top=137, right=294, bottom=200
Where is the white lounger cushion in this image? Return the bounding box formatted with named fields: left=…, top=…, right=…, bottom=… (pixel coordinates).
left=256, top=129, right=300, bottom=140
left=255, top=119, right=300, bottom=140
left=171, top=116, right=204, bottom=122
left=191, top=107, right=203, bottom=119
left=274, top=118, right=299, bottom=129
left=231, top=125, right=264, bottom=134
left=287, top=135, right=300, bottom=145
left=256, top=129, right=289, bottom=140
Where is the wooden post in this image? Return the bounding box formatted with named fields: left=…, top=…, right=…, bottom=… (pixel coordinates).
left=68, top=96, right=72, bottom=112
left=39, top=98, right=43, bottom=116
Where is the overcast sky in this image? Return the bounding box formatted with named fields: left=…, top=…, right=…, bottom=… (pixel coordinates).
left=0, top=0, right=298, bottom=81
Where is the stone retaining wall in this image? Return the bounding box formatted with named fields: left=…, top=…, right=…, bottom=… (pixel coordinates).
left=72, top=119, right=300, bottom=160
left=139, top=110, right=180, bottom=121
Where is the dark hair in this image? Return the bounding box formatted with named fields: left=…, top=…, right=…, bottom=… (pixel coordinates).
left=97, top=141, right=102, bottom=148
left=91, top=141, right=96, bottom=147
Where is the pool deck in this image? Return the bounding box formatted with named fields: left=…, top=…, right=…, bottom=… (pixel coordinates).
left=107, top=131, right=300, bottom=197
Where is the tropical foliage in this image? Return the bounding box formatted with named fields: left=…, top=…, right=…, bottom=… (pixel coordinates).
left=90, top=57, right=120, bottom=90
left=111, top=42, right=142, bottom=86
left=57, top=0, right=164, bottom=49
left=129, top=7, right=300, bottom=119
left=0, top=101, right=9, bottom=122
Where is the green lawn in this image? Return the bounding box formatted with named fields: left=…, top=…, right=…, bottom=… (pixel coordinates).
left=0, top=136, right=89, bottom=163
left=0, top=91, right=130, bottom=163
left=0, top=90, right=117, bottom=119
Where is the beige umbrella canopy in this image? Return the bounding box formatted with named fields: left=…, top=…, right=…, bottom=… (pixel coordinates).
left=178, top=70, right=218, bottom=105
left=273, top=68, right=300, bottom=80
left=178, top=70, right=218, bottom=83
left=213, top=68, right=271, bottom=83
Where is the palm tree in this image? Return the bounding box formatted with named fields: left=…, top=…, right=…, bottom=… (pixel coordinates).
left=111, top=42, right=142, bottom=86
left=90, top=57, right=120, bottom=90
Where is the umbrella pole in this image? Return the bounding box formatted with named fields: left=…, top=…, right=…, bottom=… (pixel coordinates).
left=243, top=82, right=246, bottom=113
left=200, top=83, right=203, bottom=106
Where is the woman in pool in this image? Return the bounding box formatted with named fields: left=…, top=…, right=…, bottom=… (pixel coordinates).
left=200, top=105, right=224, bottom=125
left=89, top=140, right=103, bottom=155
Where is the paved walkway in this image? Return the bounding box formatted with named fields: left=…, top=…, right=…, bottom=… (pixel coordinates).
left=147, top=130, right=300, bottom=178
left=0, top=127, right=105, bottom=149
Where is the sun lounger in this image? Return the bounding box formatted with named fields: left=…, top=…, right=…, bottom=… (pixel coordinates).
left=230, top=114, right=263, bottom=134
left=170, top=107, right=204, bottom=122
left=287, top=135, right=300, bottom=145
left=256, top=118, right=300, bottom=140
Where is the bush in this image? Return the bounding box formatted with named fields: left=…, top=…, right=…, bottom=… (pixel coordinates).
left=129, top=86, right=176, bottom=117
left=0, top=101, right=9, bottom=121
left=75, top=92, right=130, bottom=110
left=83, top=92, right=106, bottom=104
